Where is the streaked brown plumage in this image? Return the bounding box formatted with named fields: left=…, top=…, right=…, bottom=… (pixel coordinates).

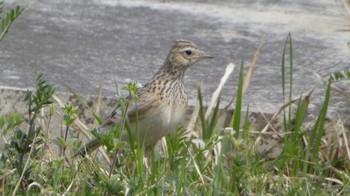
left=79, top=39, right=212, bottom=156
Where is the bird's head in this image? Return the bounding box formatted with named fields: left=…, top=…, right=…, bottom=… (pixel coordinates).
left=166, top=39, right=213, bottom=70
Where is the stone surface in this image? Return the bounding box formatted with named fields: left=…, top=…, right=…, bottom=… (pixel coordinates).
left=0, top=0, right=349, bottom=120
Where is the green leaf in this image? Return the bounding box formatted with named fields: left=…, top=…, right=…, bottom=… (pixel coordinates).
left=0, top=4, right=23, bottom=43
left=65, top=138, right=78, bottom=147
left=56, top=137, right=67, bottom=148
left=9, top=9, right=14, bottom=21
left=15, top=5, right=20, bottom=15
left=115, top=141, right=126, bottom=149
left=1, top=19, right=5, bottom=32
left=0, top=112, right=23, bottom=135
left=7, top=112, right=23, bottom=129
left=5, top=12, right=9, bottom=26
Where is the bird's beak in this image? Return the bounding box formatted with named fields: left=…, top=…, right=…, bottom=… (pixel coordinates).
left=200, top=52, right=214, bottom=59
left=203, top=55, right=214, bottom=59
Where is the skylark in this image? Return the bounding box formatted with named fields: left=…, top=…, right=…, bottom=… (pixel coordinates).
left=79, top=39, right=213, bottom=156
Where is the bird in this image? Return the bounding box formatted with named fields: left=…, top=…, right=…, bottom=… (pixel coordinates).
left=78, top=39, right=213, bottom=156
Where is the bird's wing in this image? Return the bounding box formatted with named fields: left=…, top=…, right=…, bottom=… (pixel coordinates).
left=101, top=89, right=156, bottom=129
left=77, top=89, right=157, bottom=156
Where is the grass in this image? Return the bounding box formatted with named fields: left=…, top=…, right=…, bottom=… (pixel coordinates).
left=0, top=35, right=349, bottom=195
left=0, top=2, right=350, bottom=194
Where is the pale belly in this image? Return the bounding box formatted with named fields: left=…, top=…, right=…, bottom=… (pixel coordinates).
left=127, top=100, right=187, bottom=147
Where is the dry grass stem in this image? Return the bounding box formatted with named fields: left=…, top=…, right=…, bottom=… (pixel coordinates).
left=185, top=103, right=200, bottom=138
left=95, top=80, right=103, bottom=127
left=205, top=63, right=235, bottom=119
left=254, top=86, right=315, bottom=148
left=313, top=72, right=350, bottom=99
left=242, top=37, right=264, bottom=97
left=338, top=115, right=350, bottom=162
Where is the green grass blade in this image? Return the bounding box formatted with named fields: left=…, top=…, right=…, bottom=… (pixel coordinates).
left=303, top=109, right=321, bottom=173
left=290, top=95, right=308, bottom=175
left=288, top=33, right=293, bottom=130
left=312, top=80, right=331, bottom=161
left=281, top=33, right=293, bottom=132
left=294, top=93, right=310, bottom=135
left=232, top=59, right=244, bottom=136
left=242, top=105, right=250, bottom=140
left=303, top=81, right=331, bottom=173
left=134, top=104, right=145, bottom=179
left=197, top=86, right=208, bottom=140
left=208, top=94, right=221, bottom=137
left=281, top=36, right=287, bottom=131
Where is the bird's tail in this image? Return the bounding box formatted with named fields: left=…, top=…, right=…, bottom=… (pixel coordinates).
left=76, top=138, right=102, bottom=157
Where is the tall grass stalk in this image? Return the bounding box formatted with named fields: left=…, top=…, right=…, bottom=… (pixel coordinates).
left=232, top=60, right=244, bottom=136
left=303, top=80, right=331, bottom=173
left=281, top=33, right=293, bottom=132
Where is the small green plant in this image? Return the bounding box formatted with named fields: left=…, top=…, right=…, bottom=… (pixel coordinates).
left=329, top=68, right=350, bottom=82
left=0, top=1, right=23, bottom=43
left=1, top=73, right=54, bottom=193
left=56, top=102, right=78, bottom=157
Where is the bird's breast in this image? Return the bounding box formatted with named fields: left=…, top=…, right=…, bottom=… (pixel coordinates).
left=131, top=99, right=186, bottom=146
left=130, top=79, right=188, bottom=146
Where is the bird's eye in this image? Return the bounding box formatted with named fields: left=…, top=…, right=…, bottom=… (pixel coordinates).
left=185, top=50, right=192, bottom=55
